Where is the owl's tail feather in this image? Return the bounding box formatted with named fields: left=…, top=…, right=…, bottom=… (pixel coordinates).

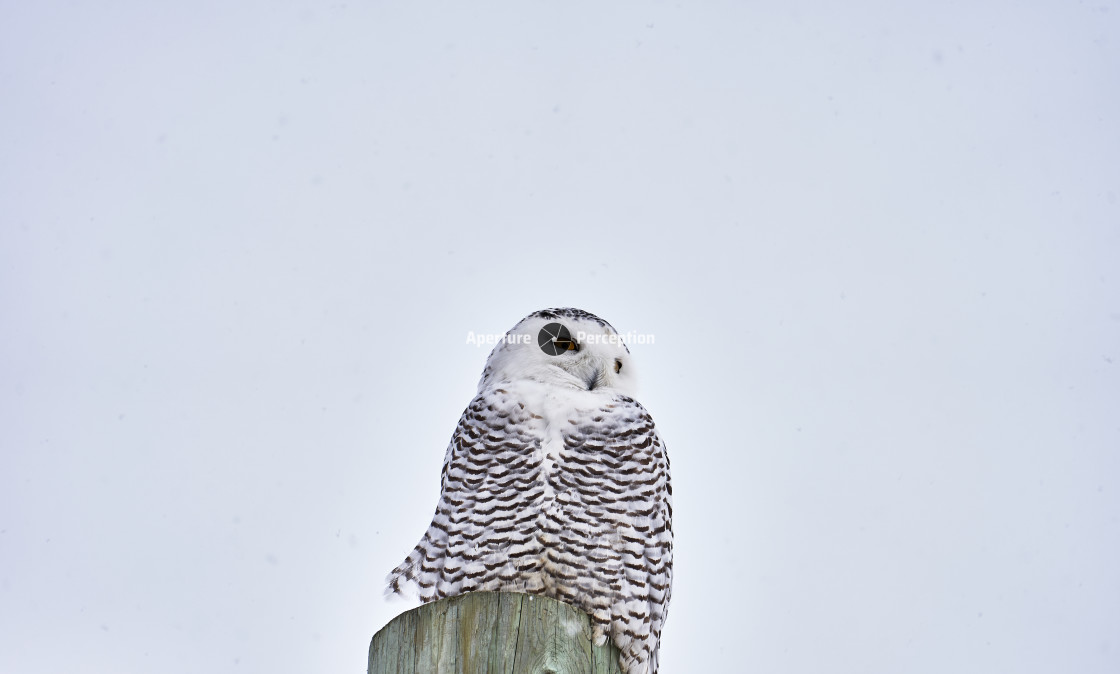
left=620, top=642, right=653, bottom=674
left=385, top=560, right=414, bottom=600
left=384, top=566, right=418, bottom=601
left=385, top=526, right=447, bottom=602
left=612, top=612, right=660, bottom=674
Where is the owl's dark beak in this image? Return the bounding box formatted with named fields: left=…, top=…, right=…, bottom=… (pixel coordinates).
left=585, top=366, right=601, bottom=391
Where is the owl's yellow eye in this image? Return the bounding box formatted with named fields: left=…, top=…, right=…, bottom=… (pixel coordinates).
left=614, top=359, right=623, bottom=374
left=551, top=335, right=577, bottom=351
left=554, top=337, right=579, bottom=352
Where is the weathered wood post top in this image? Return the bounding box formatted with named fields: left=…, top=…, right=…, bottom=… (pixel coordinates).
left=369, top=591, right=622, bottom=674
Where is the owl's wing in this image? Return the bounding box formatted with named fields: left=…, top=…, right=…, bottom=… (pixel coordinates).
left=547, top=395, right=674, bottom=674
left=386, top=387, right=548, bottom=601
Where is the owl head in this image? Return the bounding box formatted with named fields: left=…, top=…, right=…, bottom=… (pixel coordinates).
left=478, top=308, right=637, bottom=396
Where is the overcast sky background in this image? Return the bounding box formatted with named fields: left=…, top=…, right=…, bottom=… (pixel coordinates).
left=2, top=2, right=1118, bottom=673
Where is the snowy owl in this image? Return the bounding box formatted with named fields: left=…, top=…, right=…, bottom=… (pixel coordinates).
left=387, top=308, right=673, bottom=674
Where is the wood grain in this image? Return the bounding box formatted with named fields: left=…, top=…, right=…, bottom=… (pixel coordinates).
left=369, top=592, right=623, bottom=674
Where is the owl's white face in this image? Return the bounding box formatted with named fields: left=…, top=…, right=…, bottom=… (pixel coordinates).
left=479, top=309, right=637, bottom=397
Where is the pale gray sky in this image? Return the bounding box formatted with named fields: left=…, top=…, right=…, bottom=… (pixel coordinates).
left=1, top=2, right=1117, bottom=673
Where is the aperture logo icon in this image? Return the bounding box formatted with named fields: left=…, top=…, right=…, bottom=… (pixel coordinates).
left=538, top=323, right=579, bottom=356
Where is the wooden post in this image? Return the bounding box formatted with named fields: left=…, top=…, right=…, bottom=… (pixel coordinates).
left=369, top=591, right=622, bottom=674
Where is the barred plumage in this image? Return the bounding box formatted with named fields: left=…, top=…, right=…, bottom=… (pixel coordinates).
left=387, top=308, right=673, bottom=674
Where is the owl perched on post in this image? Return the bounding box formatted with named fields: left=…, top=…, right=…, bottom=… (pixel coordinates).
left=387, top=308, right=673, bottom=674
